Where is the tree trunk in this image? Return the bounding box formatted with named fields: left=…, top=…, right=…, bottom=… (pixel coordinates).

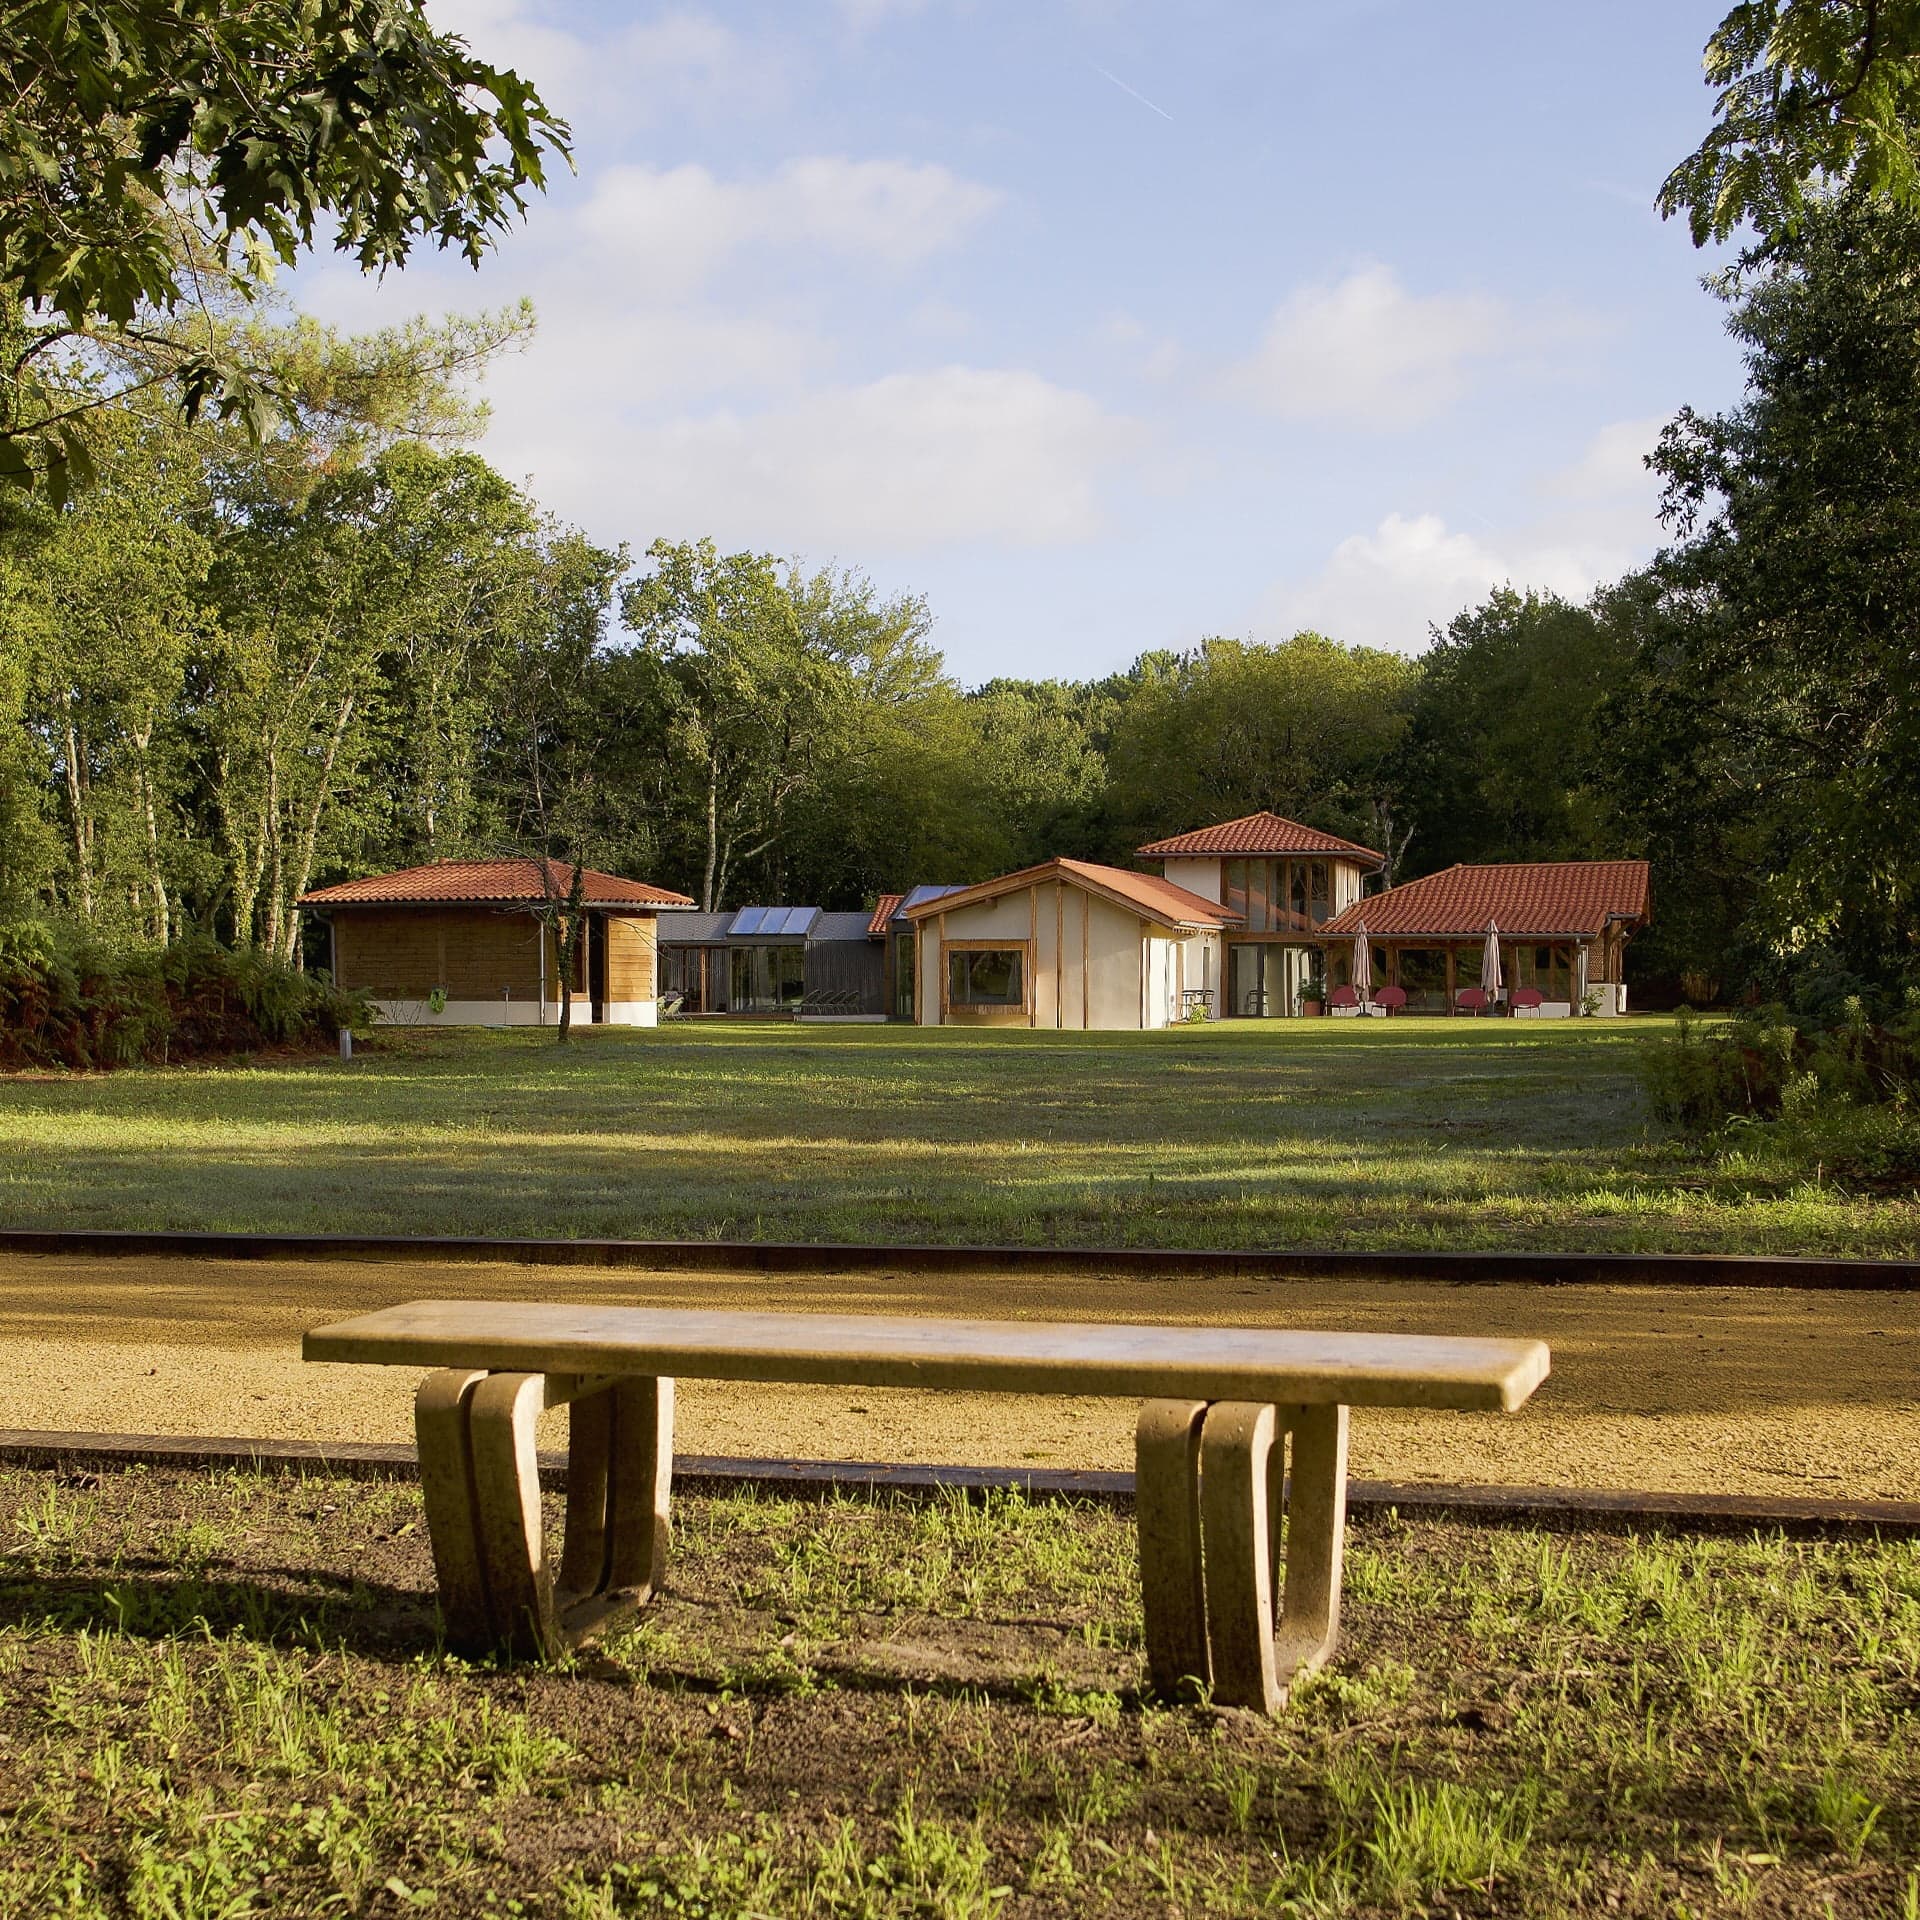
left=132, top=722, right=169, bottom=944
left=58, top=697, right=94, bottom=923
left=702, top=760, right=719, bottom=910
left=278, top=691, right=357, bottom=966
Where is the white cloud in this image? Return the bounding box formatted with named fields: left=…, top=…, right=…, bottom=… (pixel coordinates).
left=1547, top=413, right=1669, bottom=503
left=1233, top=264, right=1510, bottom=430
left=580, top=367, right=1137, bottom=551
left=425, top=5, right=783, bottom=129
left=1265, top=511, right=1617, bottom=654
left=577, top=157, right=1004, bottom=295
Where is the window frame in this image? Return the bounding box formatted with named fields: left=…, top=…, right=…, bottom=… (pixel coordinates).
left=942, top=938, right=1032, bottom=1018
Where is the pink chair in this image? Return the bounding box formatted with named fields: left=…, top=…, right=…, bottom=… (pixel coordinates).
left=1510, top=987, right=1544, bottom=1015
left=1456, top=987, right=1489, bottom=1015
left=1328, top=984, right=1359, bottom=1010
left=1374, top=984, right=1407, bottom=1015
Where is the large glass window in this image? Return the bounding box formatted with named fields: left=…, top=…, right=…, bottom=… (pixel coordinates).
left=1223, top=860, right=1250, bottom=925
left=948, top=947, right=1025, bottom=1009
left=1308, top=860, right=1331, bottom=925
left=729, top=944, right=805, bottom=1013
left=1512, top=943, right=1573, bottom=1002
left=1396, top=947, right=1449, bottom=1013
left=891, top=931, right=915, bottom=1019
left=1288, top=862, right=1308, bottom=931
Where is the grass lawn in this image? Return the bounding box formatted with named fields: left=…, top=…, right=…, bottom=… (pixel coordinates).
left=2, top=1465, right=1915, bottom=1918
left=0, top=1018, right=1912, bottom=1256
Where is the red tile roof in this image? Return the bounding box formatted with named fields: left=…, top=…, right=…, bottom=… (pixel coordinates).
left=1320, top=861, right=1650, bottom=940
left=900, top=858, right=1236, bottom=931
left=299, top=859, right=695, bottom=909
left=866, top=893, right=904, bottom=937
left=1137, top=810, right=1384, bottom=863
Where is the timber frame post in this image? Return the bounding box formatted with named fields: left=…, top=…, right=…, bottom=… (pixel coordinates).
left=415, top=1367, right=673, bottom=1660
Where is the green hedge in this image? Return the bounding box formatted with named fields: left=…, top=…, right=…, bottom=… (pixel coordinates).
left=0, top=926, right=370, bottom=1070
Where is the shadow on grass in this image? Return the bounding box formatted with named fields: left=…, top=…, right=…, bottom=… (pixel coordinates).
left=0, top=1559, right=438, bottom=1660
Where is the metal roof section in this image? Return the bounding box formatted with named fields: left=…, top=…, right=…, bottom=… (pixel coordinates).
left=811, top=910, right=880, bottom=943
left=656, top=911, right=734, bottom=943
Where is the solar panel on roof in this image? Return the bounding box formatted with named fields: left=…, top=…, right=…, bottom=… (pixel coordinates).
left=776, top=906, right=817, bottom=935
left=728, top=907, right=768, bottom=935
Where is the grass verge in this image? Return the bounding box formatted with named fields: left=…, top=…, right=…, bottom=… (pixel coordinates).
left=0, top=1019, right=1914, bottom=1254
left=1, top=1465, right=1915, bottom=1916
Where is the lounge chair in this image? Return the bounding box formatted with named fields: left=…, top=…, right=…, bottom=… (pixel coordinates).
left=1374, top=985, right=1407, bottom=1015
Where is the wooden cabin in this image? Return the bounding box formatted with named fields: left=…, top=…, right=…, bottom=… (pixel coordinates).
left=903, top=859, right=1233, bottom=1029
left=299, top=858, right=694, bottom=1027
left=1135, top=811, right=1384, bottom=1018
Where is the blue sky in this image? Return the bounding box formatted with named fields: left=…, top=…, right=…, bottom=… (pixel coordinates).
left=287, top=1, right=1743, bottom=685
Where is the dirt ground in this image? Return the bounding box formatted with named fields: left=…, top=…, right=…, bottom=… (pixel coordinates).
left=2, top=1251, right=1917, bottom=1499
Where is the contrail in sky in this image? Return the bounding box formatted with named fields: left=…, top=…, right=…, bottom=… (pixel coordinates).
left=1094, top=65, right=1173, bottom=121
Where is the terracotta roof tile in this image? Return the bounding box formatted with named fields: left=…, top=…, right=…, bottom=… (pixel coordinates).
left=901, top=858, right=1236, bottom=930
left=1320, top=861, right=1650, bottom=940
left=299, top=858, right=695, bottom=909
left=1137, top=810, right=1384, bottom=862
left=866, top=893, right=904, bottom=937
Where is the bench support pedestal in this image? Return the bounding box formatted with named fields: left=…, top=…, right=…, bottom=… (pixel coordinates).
left=1136, top=1398, right=1349, bottom=1712
left=416, top=1368, right=673, bottom=1659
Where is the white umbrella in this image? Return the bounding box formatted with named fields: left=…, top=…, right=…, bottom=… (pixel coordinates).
left=1352, top=921, right=1371, bottom=1004
left=1482, top=920, right=1503, bottom=1002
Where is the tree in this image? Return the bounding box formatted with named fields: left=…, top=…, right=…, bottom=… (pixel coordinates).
left=1628, top=193, right=1920, bottom=987
left=1102, top=634, right=1417, bottom=861
left=1398, top=589, right=1631, bottom=878
left=0, top=0, right=566, bottom=496
left=1663, top=1, right=1920, bottom=245
left=620, top=539, right=839, bottom=911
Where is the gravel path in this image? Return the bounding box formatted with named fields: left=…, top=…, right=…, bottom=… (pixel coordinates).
left=4, top=1252, right=1916, bottom=1499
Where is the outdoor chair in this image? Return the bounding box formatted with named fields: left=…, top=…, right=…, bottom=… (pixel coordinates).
left=1510, top=987, right=1544, bottom=1016
left=658, top=991, right=685, bottom=1019
left=1328, top=985, right=1360, bottom=1010
left=1456, top=988, right=1489, bottom=1015
left=1374, top=985, right=1407, bottom=1015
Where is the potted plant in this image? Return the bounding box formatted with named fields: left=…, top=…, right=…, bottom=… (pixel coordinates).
left=1296, top=965, right=1326, bottom=1017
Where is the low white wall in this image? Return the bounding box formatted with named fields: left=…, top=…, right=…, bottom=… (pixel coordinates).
left=371, top=993, right=658, bottom=1029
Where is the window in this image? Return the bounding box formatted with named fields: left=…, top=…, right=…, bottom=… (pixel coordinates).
left=1288, top=861, right=1308, bottom=931
left=891, top=931, right=915, bottom=1019
left=1513, top=943, right=1573, bottom=1002
left=729, top=944, right=805, bottom=1012
left=948, top=947, right=1025, bottom=1008
left=1308, top=860, right=1331, bottom=925
left=1223, top=860, right=1249, bottom=924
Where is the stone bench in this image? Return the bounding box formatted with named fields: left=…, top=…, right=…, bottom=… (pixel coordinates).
left=303, top=1301, right=1550, bottom=1714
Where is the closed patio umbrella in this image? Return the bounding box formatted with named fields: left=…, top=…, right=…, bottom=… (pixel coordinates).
left=1482, top=920, right=1503, bottom=1003
left=1352, top=922, right=1370, bottom=1003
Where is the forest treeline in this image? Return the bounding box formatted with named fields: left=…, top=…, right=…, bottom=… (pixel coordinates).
left=6, top=194, right=1920, bottom=1007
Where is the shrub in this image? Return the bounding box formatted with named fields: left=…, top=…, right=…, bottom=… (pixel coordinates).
left=0, top=925, right=371, bottom=1071
left=1645, top=998, right=1920, bottom=1188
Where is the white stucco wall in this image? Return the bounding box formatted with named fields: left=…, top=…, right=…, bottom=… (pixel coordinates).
left=1159, top=857, right=1221, bottom=904
left=371, top=991, right=650, bottom=1028
left=913, top=883, right=1215, bottom=1030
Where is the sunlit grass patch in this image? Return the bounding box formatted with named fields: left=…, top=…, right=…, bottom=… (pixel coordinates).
left=1, top=1465, right=1917, bottom=1915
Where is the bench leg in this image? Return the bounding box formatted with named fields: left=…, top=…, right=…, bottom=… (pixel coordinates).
left=1198, top=1401, right=1283, bottom=1712
left=1272, top=1401, right=1347, bottom=1691
left=413, top=1367, right=675, bottom=1661
left=415, top=1369, right=495, bottom=1656
left=1194, top=1400, right=1350, bottom=1713
left=1135, top=1398, right=1210, bottom=1702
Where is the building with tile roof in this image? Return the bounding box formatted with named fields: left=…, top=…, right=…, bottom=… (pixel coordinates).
left=899, top=858, right=1238, bottom=1029
left=1135, top=812, right=1384, bottom=1020
left=298, top=858, right=694, bottom=1028
left=1318, top=860, right=1651, bottom=1016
